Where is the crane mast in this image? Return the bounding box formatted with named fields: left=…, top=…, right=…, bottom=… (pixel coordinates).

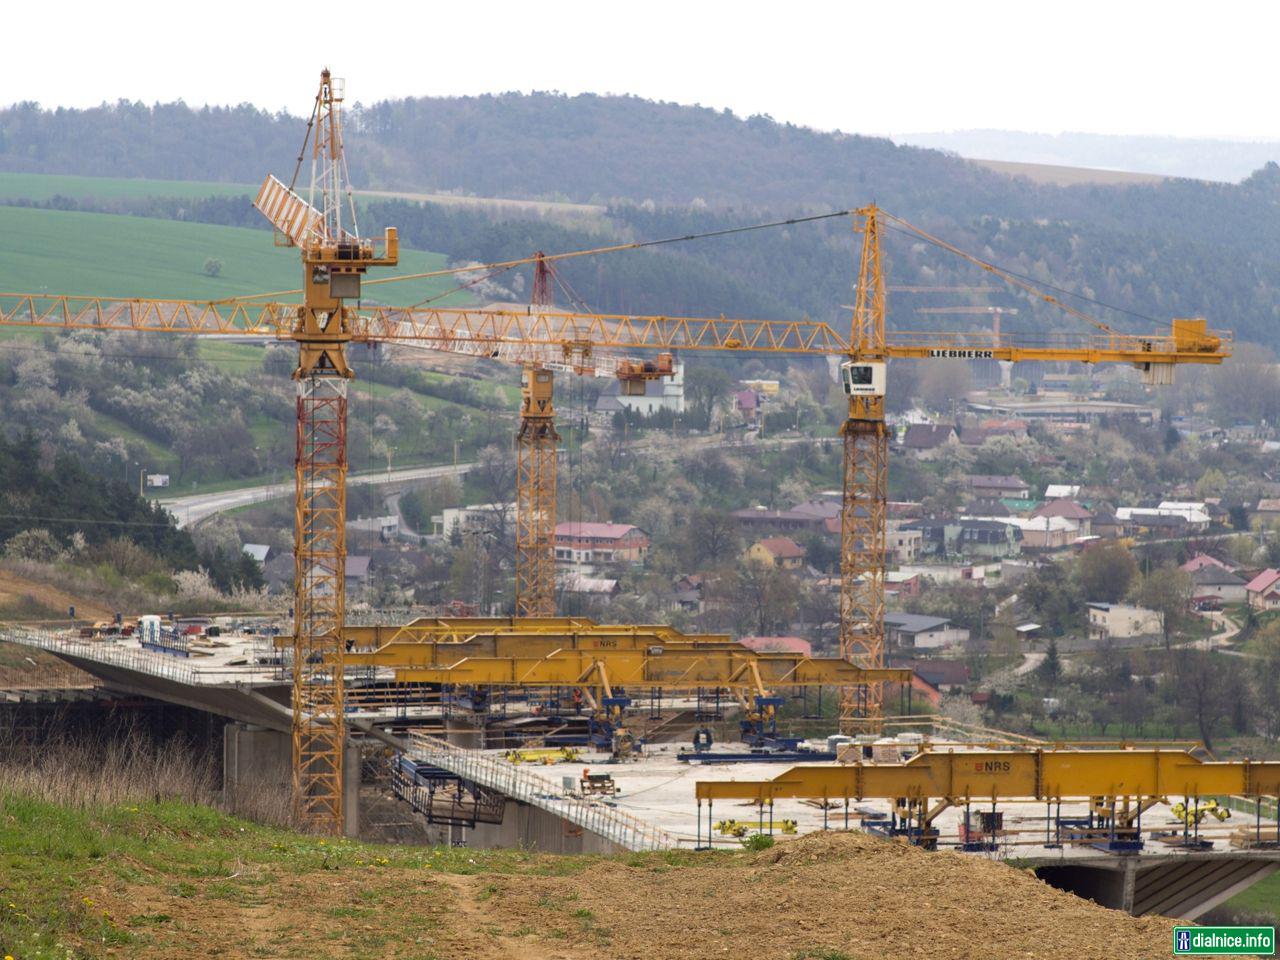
left=840, top=207, right=889, bottom=730
left=267, top=69, right=399, bottom=833
left=515, top=254, right=561, bottom=616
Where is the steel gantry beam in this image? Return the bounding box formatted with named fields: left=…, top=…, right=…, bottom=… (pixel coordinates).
left=694, top=749, right=1280, bottom=807
left=355, top=646, right=910, bottom=691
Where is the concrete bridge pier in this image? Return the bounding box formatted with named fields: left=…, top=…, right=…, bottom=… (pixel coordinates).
left=222, top=722, right=360, bottom=837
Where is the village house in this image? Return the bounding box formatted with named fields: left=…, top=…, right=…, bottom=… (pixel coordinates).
left=1180, top=553, right=1236, bottom=574
left=554, top=522, right=649, bottom=573
left=967, top=474, right=1032, bottom=499
left=744, top=536, right=807, bottom=570
left=1087, top=602, right=1162, bottom=640
left=900, top=424, right=958, bottom=459
left=433, top=502, right=516, bottom=539
left=1247, top=569, right=1280, bottom=611
left=885, top=613, right=971, bottom=651
left=1032, top=498, right=1094, bottom=537
left=1254, top=499, right=1280, bottom=527
left=1191, top=566, right=1248, bottom=604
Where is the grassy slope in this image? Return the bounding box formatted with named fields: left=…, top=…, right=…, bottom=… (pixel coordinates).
left=0, top=793, right=661, bottom=960
left=1221, top=870, right=1280, bottom=919
left=0, top=172, right=256, bottom=203
left=0, top=205, right=456, bottom=305
left=0, top=794, right=1183, bottom=960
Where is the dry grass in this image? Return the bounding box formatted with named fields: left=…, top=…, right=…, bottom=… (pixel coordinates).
left=0, top=727, right=218, bottom=810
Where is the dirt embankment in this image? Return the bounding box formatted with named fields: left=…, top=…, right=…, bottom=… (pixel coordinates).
left=89, top=831, right=1176, bottom=960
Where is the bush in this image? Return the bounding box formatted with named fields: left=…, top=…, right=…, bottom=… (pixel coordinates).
left=3, top=529, right=66, bottom=564
left=741, top=833, right=775, bottom=851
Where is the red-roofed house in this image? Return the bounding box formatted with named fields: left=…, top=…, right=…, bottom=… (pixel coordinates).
left=739, top=636, right=812, bottom=656
left=1247, top=569, right=1280, bottom=610
left=733, top=389, right=760, bottom=426
left=554, top=522, right=649, bottom=573
left=1181, top=553, right=1234, bottom=574
left=745, top=536, right=807, bottom=570
left=1032, top=499, right=1094, bottom=537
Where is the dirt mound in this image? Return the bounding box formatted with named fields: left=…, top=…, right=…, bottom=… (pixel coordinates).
left=754, top=827, right=911, bottom=865
left=474, top=833, right=1176, bottom=960
left=78, top=829, right=1177, bottom=960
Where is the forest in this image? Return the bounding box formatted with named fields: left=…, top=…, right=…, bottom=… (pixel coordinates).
left=4, top=93, right=1279, bottom=346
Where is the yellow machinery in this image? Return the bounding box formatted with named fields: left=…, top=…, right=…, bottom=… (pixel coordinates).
left=502, top=746, right=582, bottom=765
left=0, top=71, right=1234, bottom=830
left=692, top=748, right=1280, bottom=848
left=1171, top=799, right=1232, bottom=825
left=342, top=625, right=911, bottom=750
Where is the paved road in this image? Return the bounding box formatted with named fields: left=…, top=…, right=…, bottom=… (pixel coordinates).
left=158, top=462, right=475, bottom=528
left=1014, top=652, right=1046, bottom=676
left=155, top=433, right=825, bottom=528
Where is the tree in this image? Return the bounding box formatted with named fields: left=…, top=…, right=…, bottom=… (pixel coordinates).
left=1194, top=467, right=1228, bottom=500
left=1078, top=543, right=1138, bottom=604
left=1021, top=563, right=1085, bottom=635
left=202, top=257, right=223, bottom=278
left=1228, top=504, right=1250, bottom=531
left=1129, top=566, right=1193, bottom=658
left=684, top=365, right=733, bottom=428
left=683, top=509, right=742, bottom=569
left=3, top=528, right=65, bottom=564
left=730, top=559, right=800, bottom=636
left=1038, top=638, right=1061, bottom=689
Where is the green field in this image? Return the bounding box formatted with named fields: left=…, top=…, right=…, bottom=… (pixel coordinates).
left=0, top=171, right=257, bottom=203
left=0, top=205, right=459, bottom=305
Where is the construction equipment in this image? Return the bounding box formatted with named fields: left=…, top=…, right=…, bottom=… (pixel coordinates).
left=503, top=746, right=582, bottom=765
left=1172, top=799, right=1232, bottom=825
left=694, top=748, right=1280, bottom=852
left=580, top=771, right=618, bottom=796
left=0, top=72, right=1234, bottom=827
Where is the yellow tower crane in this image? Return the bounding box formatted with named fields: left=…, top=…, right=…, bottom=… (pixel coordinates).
left=0, top=81, right=1233, bottom=828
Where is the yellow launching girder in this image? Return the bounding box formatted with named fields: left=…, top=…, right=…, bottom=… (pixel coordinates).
left=694, top=749, right=1280, bottom=804
left=375, top=647, right=909, bottom=692
left=279, top=615, right=711, bottom=649
left=344, top=630, right=744, bottom=666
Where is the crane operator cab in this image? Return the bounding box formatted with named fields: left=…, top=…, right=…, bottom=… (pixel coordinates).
left=841, top=360, right=886, bottom=398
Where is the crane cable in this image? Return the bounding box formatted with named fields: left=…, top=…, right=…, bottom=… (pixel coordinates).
left=877, top=212, right=1124, bottom=337
left=211, top=209, right=857, bottom=304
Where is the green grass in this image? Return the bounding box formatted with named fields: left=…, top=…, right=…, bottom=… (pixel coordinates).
left=0, top=205, right=460, bottom=306
left=0, top=792, right=716, bottom=960
left=0, top=172, right=258, bottom=203
left=1220, top=870, right=1280, bottom=921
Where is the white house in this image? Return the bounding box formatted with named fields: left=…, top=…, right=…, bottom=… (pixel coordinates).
left=884, top=612, right=970, bottom=650
left=432, top=502, right=516, bottom=539
left=595, top=361, right=686, bottom=416
left=1191, top=566, right=1248, bottom=604
left=1087, top=602, right=1162, bottom=640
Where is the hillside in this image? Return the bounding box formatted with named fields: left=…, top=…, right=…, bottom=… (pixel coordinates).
left=0, top=204, right=456, bottom=304
left=5, top=97, right=1280, bottom=348
left=0, top=793, right=1177, bottom=960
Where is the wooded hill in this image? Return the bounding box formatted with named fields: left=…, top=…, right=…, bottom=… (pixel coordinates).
left=3, top=93, right=1280, bottom=345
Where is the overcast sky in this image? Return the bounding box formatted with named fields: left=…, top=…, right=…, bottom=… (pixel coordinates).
left=9, top=1, right=1278, bottom=140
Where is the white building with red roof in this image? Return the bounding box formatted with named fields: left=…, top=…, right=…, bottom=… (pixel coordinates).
left=554, top=521, right=649, bottom=573
left=1246, top=568, right=1280, bottom=610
